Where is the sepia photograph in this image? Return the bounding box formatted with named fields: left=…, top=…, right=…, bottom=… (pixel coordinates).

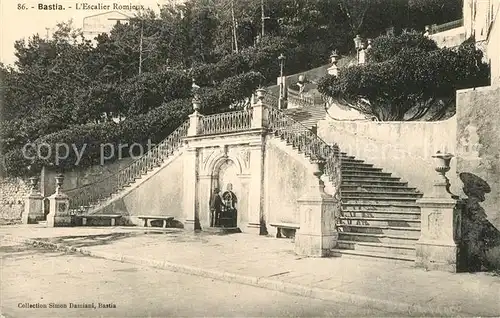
left=0, top=0, right=499, bottom=317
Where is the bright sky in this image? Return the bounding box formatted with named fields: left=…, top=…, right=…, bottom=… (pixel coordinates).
left=0, top=0, right=180, bottom=66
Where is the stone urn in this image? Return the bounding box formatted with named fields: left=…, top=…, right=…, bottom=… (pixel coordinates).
left=432, top=151, right=454, bottom=177
left=192, top=96, right=201, bottom=112
left=29, top=176, right=39, bottom=193
left=255, top=87, right=266, bottom=102
left=55, top=174, right=65, bottom=194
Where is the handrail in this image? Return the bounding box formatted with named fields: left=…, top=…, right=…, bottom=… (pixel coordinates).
left=66, top=119, right=190, bottom=211
left=265, top=94, right=341, bottom=185
left=200, top=109, right=252, bottom=135
left=430, top=19, right=463, bottom=34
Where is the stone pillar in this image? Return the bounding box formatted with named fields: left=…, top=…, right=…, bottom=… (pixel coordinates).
left=294, top=161, right=339, bottom=257
left=188, top=96, right=203, bottom=136
left=197, top=175, right=212, bottom=229
left=416, top=152, right=461, bottom=272
left=183, top=147, right=199, bottom=230
left=22, top=177, right=44, bottom=224
left=251, top=88, right=269, bottom=129
left=46, top=174, right=72, bottom=227
left=246, top=142, right=265, bottom=235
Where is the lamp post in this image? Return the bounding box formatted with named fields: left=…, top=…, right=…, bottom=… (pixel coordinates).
left=278, top=53, right=286, bottom=109
left=353, top=35, right=363, bottom=64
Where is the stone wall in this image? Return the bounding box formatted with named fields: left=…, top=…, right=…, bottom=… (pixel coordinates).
left=487, top=15, right=500, bottom=85
left=429, top=27, right=466, bottom=48
left=99, top=152, right=185, bottom=225
left=456, top=85, right=500, bottom=229
left=317, top=117, right=458, bottom=196
left=0, top=177, right=30, bottom=223
left=264, top=138, right=318, bottom=227
left=43, top=158, right=134, bottom=197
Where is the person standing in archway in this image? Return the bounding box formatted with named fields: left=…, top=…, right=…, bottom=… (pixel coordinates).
left=209, top=187, right=223, bottom=227
left=222, top=183, right=238, bottom=227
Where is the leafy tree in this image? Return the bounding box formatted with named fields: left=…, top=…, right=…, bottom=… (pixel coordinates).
left=318, top=33, right=490, bottom=121
left=408, top=0, right=463, bottom=30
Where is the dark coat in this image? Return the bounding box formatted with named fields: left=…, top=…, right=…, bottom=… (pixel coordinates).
left=210, top=194, right=223, bottom=212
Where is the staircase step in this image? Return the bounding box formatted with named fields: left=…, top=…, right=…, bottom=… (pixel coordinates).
left=342, top=178, right=407, bottom=185
left=339, top=216, right=421, bottom=227
left=338, top=232, right=419, bottom=245
left=341, top=158, right=365, bottom=164
left=341, top=166, right=382, bottom=172
left=342, top=209, right=420, bottom=219
left=342, top=196, right=421, bottom=205
left=336, top=240, right=416, bottom=256
left=342, top=202, right=420, bottom=210
left=330, top=248, right=415, bottom=262
left=341, top=162, right=374, bottom=168
left=342, top=176, right=402, bottom=182
left=342, top=171, right=392, bottom=177
left=337, top=224, right=420, bottom=237
left=341, top=191, right=423, bottom=198
left=341, top=185, right=417, bottom=192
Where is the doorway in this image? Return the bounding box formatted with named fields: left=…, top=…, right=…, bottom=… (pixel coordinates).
left=212, top=159, right=239, bottom=228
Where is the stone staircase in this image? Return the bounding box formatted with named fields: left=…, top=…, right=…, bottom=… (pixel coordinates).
left=331, top=152, right=423, bottom=262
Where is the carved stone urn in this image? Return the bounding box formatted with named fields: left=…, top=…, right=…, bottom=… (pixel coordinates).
left=29, top=176, right=39, bottom=194
left=431, top=151, right=454, bottom=197
left=255, top=87, right=266, bottom=102
left=433, top=151, right=453, bottom=177
left=55, top=174, right=65, bottom=194
left=192, top=96, right=201, bottom=112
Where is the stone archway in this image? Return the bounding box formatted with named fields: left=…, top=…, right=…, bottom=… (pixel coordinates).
left=212, top=158, right=241, bottom=228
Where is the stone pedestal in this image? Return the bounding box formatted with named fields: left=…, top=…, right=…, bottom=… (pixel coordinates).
left=188, top=111, right=203, bottom=136
left=22, top=193, right=44, bottom=224
left=251, top=89, right=269, bottom=129
left=415, top=152, right=461, bottom=272
left=294, top=167, right=339, bottom=257
left=415, top=198, right=461, bottom=272
left=46, top=192, right=72, bottom=227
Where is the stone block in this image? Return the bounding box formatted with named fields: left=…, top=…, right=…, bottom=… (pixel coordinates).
left=416, top=240, right=459, bottom=272
left=294, top=233, right=338, bottom=257
left=46, top=193, right=72, bottom=227
left=416, top=197, right=461, bottom=272
left=22, top=194, right=44, bottom=224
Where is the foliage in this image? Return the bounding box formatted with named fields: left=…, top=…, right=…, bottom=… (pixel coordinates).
left=408, top=0, right=463, bottom=30
left=367, top=31, right=438, bottom=63
left=1, top=0, right=467, bottom=176
left=318, top=36, right=490, bottom=121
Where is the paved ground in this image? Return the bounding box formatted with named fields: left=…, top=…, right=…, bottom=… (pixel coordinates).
left=1, top=241, right=394, bottom=317
left=1, top=225, right=500, bottom=317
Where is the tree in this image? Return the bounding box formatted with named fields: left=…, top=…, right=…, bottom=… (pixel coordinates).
left=408, top=0, right=463, bottom=30
left=318, top=32, right=490, bottom=121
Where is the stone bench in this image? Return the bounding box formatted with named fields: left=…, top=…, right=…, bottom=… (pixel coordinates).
left=137, top=215, right=174, bottom=228
left=269, top=222, right=300, bottom=238
left=80, top=214, right=122, bottom=226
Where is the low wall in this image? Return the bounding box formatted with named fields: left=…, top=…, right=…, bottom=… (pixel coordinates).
left=43, top=158, right=134, bottom=197
left=100, top=152, right=185, bottom=225
left=429, top=27, right=466, bottom=48
left=0, top=177, right=30, bottom=223
left=456, top=85, right=500, bottom=229
left=318, top=117, right=458, bottom=196
left=264, top=138, right=318, bottom=227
